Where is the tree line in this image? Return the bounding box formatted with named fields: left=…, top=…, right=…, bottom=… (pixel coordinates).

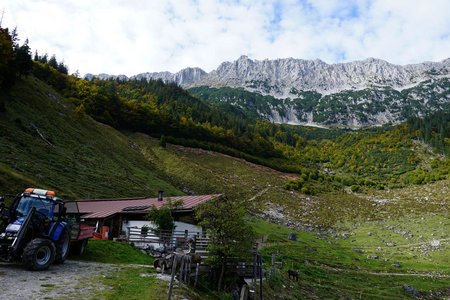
left=407, top=109, right=450, bottom=155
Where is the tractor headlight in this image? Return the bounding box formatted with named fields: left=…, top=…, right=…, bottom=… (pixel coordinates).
left=5, top=223, right=21, bottom=236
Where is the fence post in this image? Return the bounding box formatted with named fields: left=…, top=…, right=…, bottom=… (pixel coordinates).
left=192, top=235, right=197, bottom=253
left=194, top=262, right=200, bottom=287
left=186, top=255, right=191, bottom=284
left=168, top=255, right=178, bottom=300
left=253, top=246, right=257, bottom=300
left=179, top=255, right=184, bottom=287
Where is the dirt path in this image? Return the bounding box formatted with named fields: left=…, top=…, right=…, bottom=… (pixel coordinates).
left=246, top=187, right=271, bottom=203
left=0, top=260, right=121, bottom=299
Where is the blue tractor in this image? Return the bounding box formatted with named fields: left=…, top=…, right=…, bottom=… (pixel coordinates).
left=0, top=188, right=71, bottom=270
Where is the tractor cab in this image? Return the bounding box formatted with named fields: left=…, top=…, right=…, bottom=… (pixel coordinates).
left=13, top=188, right=63, bottom=221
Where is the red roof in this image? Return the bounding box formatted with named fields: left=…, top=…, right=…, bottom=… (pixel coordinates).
left=76, top=194, right=221, bottom=219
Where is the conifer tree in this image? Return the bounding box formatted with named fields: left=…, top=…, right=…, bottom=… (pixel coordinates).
left=48, top=55, right=58, bottom=69
left=14, top=38, right=32, bottom=77
left=0, top=27, right=15, bottom=88
left=39, top=53, right=48, bottom=63
left=57, top=61, right=68, bottom=74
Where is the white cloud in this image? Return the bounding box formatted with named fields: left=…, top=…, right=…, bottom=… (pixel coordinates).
left=2, top=0, right=450, bottom=76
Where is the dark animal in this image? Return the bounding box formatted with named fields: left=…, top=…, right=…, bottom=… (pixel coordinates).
left=153, top=259, right=166, bottom=270
left=153, top=258, right=170, bottom=273
left=287, top=269, right=299, bottom=281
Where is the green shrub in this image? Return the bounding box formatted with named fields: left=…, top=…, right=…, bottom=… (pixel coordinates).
left=350, top=185, right=360, bottom=192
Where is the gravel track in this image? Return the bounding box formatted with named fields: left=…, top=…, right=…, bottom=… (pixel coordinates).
left=0, top=260, right=120, bottom=299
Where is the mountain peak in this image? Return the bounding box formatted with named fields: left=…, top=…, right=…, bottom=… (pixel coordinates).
left=237, top=55, right=250, bottom=61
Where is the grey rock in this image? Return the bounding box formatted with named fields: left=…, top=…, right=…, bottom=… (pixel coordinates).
left=403, top=284, right=423, bottom=298
left=352, top=247, right=364, bottom=254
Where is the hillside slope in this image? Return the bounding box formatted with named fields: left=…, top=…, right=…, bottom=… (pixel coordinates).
left=0, top=77, right=180, bottom=199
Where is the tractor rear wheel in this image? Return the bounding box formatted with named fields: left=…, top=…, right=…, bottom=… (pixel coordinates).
left=54, top=228, right=70, bottom=264
left=23, top=238, right=56, bottom=271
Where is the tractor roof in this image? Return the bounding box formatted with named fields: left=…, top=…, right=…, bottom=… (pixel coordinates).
left=23, top=188, right=61, bottom=202
left=24, top=188, right=56, bottom=197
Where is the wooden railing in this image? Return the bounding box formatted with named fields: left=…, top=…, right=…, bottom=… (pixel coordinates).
left=126, top=227, right=209, bottom=258
left=127, top=227, right=173, bottom=245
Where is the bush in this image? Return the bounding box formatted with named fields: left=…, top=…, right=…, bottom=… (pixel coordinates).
left=301, top=186, right=313, bottom=195
left=350, top=185, right=360, bottom=192
left=340, top=176, right=355, bottom=186
left=159, top=134, right=167, bottom=148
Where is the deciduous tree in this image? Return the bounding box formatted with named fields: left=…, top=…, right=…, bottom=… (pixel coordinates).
left=196, top=196, right=255, bottom=291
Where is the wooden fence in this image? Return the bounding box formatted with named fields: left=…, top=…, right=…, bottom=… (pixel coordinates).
left=126, top=226, right=266, bottom=291
left=126, top=227, right=209, bottom=259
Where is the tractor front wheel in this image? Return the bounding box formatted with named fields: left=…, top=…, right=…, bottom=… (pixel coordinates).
left=23, top=238, right=56, bottom=271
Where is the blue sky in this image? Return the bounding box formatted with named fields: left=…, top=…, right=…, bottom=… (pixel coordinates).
left=2, top=0, right=450, bottom=76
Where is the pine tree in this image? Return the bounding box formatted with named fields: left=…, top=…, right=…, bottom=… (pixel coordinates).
left=14, top=38, right=32, bottom=77
left=57, top=61, right=68, bottom=74
left=39, top=53, right=48, bottom=63
left=48, top=54, right=58, bottom=69
left=0, top=27, right=15, bottom=88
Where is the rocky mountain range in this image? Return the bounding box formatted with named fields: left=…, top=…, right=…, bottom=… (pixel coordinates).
left=86, top=56, right=450, bottom=128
